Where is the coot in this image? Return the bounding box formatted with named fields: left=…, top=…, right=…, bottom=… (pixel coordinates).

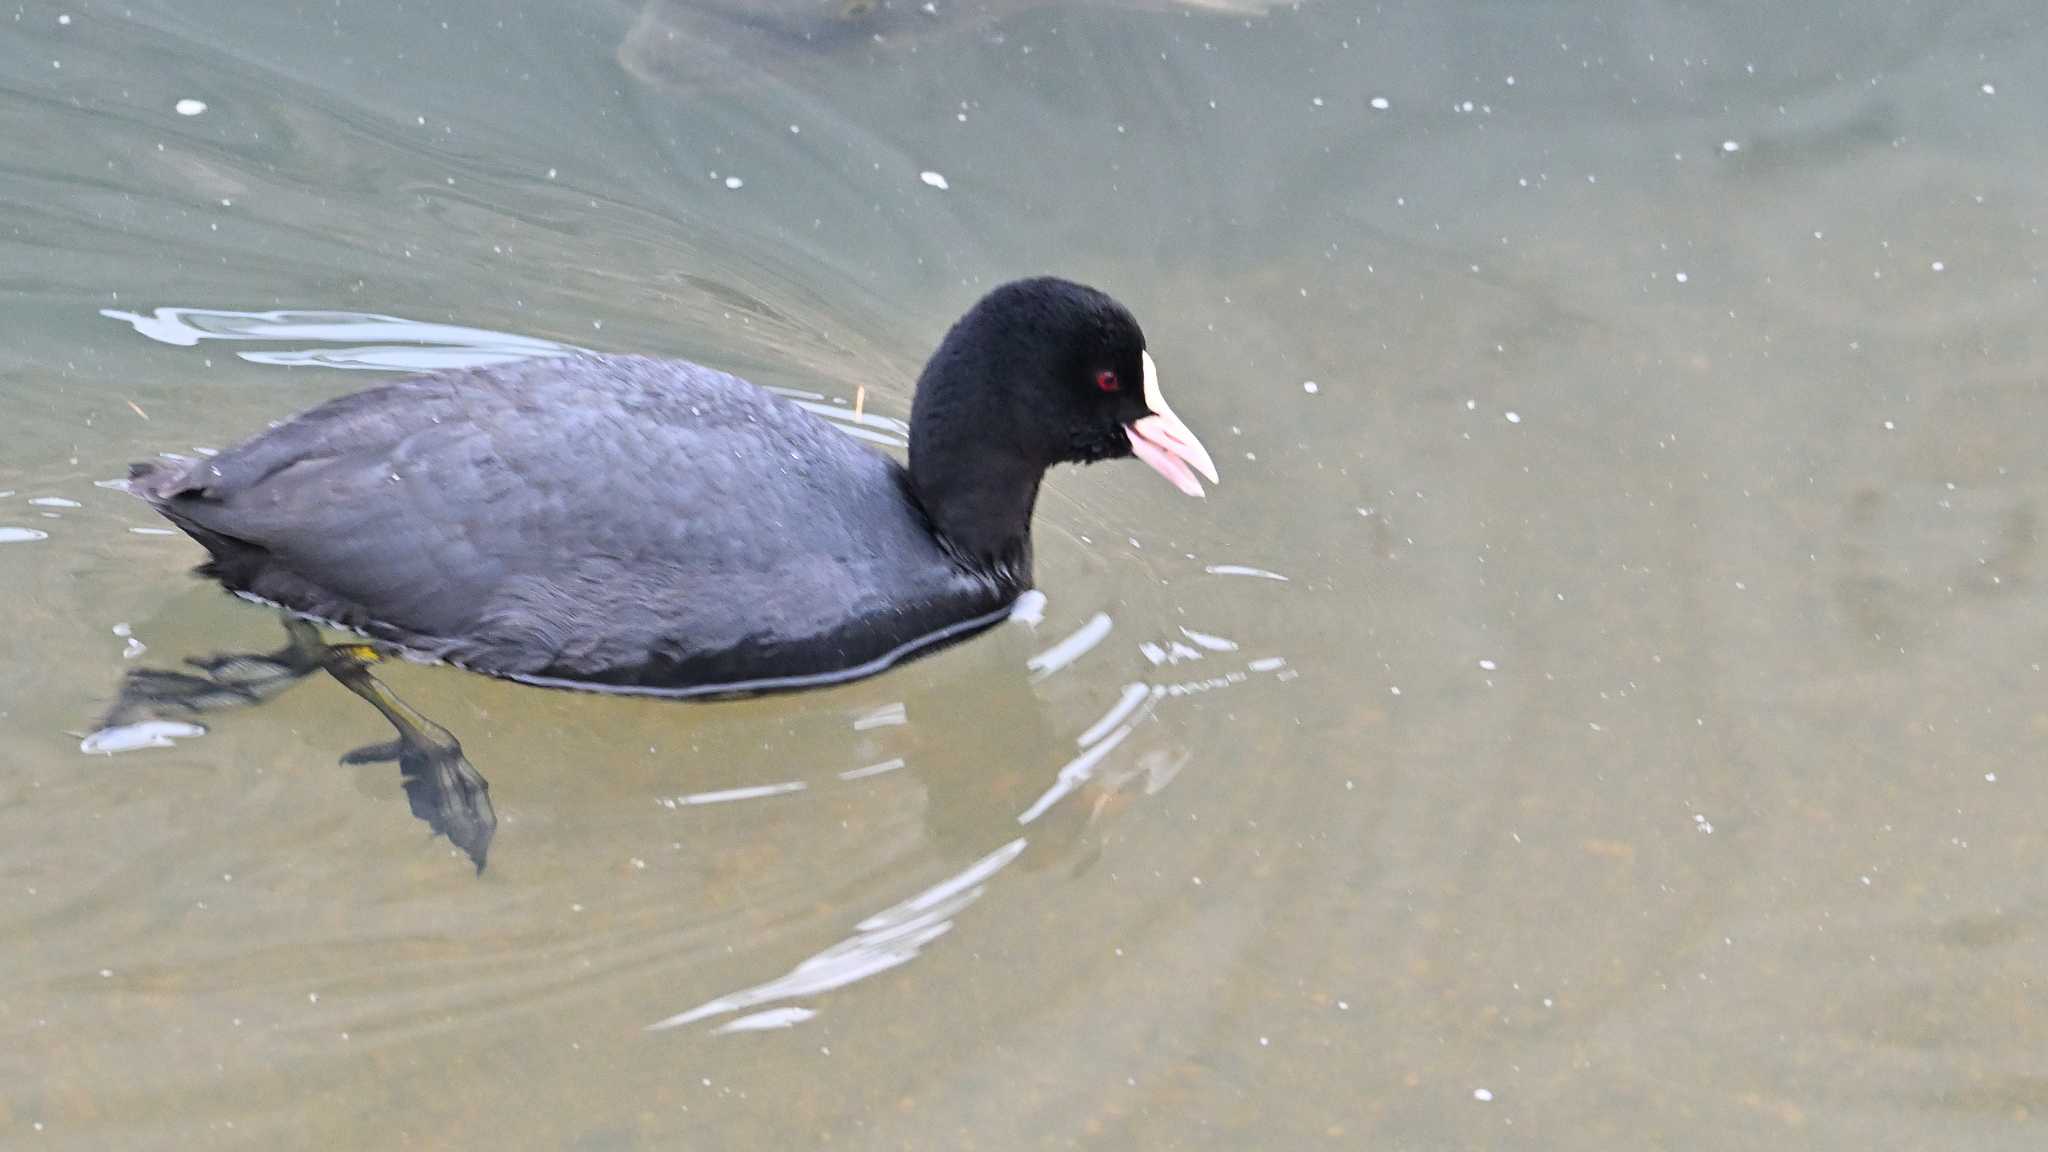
left=129, top=277, right=1217, bottom=697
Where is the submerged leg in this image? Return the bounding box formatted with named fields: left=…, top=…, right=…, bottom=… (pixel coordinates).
left=89, top=613, right=494, bottom=872
left=321, top=652, right=497, bottom=873
left=93, top=616, right=331, bottom=730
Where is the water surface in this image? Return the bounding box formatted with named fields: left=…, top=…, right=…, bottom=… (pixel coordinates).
left=5, top=1, right=2048, bottom=1148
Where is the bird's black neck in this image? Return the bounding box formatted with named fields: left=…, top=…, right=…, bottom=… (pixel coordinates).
left=906, top=430, right=1041, bottom=589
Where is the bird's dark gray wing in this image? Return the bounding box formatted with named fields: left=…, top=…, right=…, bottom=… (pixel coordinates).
left=139, top=355, right=973, bottom=680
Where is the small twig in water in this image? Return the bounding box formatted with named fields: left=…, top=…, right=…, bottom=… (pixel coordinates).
left=853, top=385, right=866, bottom=420
left=126, top=400, right=150, bottom=420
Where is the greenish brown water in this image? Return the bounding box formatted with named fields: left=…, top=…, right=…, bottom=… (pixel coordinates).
left=5, top=1, right=2048, bottom=1147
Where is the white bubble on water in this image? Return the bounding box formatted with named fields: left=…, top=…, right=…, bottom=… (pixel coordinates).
left=919, top=170, right=950, bottom=190
left=1370, top=97, right=1390, bottom=110
left=174, top=98, right=207, bottom=116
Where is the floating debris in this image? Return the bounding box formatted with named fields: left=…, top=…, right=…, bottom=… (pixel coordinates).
left=919, top=170, right=950, bottom=190
left=174, top=98, right=207, bottom=116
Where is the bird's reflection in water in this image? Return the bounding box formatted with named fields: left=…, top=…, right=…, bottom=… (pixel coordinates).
left=84, top=587, right=1272, bottom=1033
left=79, top=594, right=1137, bottom=881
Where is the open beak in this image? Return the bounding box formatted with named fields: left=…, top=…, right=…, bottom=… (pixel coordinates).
left=1126, top=350, right=1219, bottom=498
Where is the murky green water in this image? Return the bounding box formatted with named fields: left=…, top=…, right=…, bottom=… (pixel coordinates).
left=5, top=0, right=2048, bottom=1147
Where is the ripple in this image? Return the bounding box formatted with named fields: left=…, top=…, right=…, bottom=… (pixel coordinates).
left=660, top=781, right=807, bottom=807
left=715, top=1006, right=816, bottom=1033
left=102, top=305, right=905, bottom=446
left=1076, top=683, right=1153, bottom=747
left=851, top=702, right=907, bottom=730
left=836, top=757, right=907, bottom=781
left=648, top=837, right=1029, bottom=1032
left=1178, top=626, right=1240, bottom=652
left=1015, top=722, right=1140, bottom=825
left=99, top=306, right=575, bottom=358
left=1026, top=611, right=1114, bottom=680
left=1203, top=563, right=1290, bottom=581
left=79, top=720, right=207, bottom=755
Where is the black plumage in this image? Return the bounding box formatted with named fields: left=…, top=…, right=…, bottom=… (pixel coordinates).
left=129, top=277, right=1217, bottom=698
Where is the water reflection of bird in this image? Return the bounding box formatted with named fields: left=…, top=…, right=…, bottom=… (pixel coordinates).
left=97, top=278, right=1218, bottom=871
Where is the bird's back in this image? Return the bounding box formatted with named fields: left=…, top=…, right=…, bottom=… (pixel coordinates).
left=136, top=354, right=1011, bottom=693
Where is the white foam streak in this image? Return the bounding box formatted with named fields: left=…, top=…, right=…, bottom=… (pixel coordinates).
left=1026, top=612, right=1113, bottom=679
left=1203, top=564, right=1290, bottom=581
left=837, top=757, right=906, bottom=781
left=648, top=838, right=1026, bottom=1032
left=666, top=781, right=806, bottom=806
left=1077, top=683, right=1153, bottom=748
left=1016, top=724, right=1135, bottom=825
left=80, top=720, right=205, bottom=755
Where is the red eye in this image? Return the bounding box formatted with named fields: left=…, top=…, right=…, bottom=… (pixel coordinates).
left=1096, top=370, right=1120, bottom=392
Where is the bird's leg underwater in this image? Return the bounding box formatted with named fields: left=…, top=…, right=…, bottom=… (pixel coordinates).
left=322, top=654, right=497, bottom=874
left=89, top=612, right=495, bottom=871
left=93, top=615, right=335, bottom=730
